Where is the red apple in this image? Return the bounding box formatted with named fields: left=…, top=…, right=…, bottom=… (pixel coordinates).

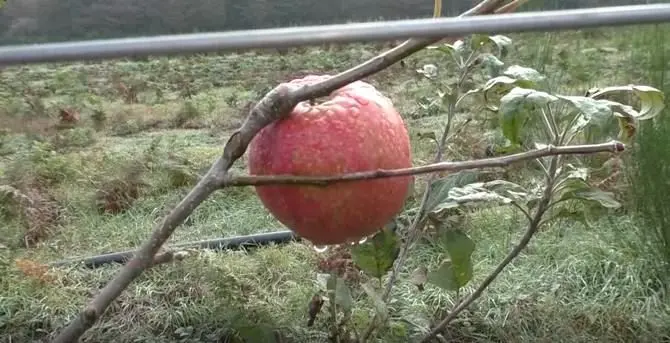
left=248, top=74, right=413, bottom=245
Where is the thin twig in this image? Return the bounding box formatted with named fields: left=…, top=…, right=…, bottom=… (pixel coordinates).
left=227, top=143, right=622, bottom=187
left=510, top=202, right=533, bottom=222
left=50, top=2, right=514, bottom=342
left=419, top=139, right=562, bottom=343
left=495, top=0, right=531, bottom=14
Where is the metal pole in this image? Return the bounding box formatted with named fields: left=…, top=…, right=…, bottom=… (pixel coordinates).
left=1, top=4, right=670, bottom=66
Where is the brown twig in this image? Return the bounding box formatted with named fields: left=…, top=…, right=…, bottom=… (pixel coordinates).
left=150, top=250, right=192, bottom=267
left=495, top=0, right=531, bottom=14
left=51, top=2, right=517, bottom=342
left=226, top=143, right=623, bottom=188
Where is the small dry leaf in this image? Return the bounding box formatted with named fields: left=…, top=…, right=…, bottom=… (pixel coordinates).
left=307, top=293, right=325, bottom=327
left=15, top=258, right=55, bottom=284
left=410, top=266, right=428, bottom=291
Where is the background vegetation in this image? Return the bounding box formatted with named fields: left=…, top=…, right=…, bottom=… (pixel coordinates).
left=1, top=1, right=669, bottom=343
left=0, top=0, right=665, bottom=44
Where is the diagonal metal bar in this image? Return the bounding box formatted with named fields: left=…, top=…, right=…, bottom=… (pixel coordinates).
left=0, top=4, right=669, bottom=66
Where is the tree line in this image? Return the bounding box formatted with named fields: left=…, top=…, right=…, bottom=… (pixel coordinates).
left=0, top=0, right=655, bottom=45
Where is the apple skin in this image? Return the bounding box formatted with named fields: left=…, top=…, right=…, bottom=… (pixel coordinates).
left=248, top=74, right=413, bottom=245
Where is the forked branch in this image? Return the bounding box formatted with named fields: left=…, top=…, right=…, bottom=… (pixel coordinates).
left=52, top=1, right=533, bottom=342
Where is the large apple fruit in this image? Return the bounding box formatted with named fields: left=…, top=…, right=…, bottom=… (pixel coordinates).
left=248, top=74, right=413, bottom=245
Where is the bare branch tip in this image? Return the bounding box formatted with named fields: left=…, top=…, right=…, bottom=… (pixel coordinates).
left=613, top=141, right=626, bottom=152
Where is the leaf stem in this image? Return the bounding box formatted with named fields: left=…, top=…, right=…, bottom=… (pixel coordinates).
left=546, top=105, right=561, bottom=143
left=510, top=201, right=533, bottom=222
left=540, top=106, right=557, bottom=142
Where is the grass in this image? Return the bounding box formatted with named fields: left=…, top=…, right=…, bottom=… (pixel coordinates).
left=626, top=23, right=670, bottom=288
left=1, top=24, right=669, bottom=342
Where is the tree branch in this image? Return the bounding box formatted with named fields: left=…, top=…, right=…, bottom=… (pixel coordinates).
left=51, top=1, right=520, bottom=342
left=223, top=141, right=624, bottom=187
left=224, top=141, right=623, bottom=186
left=495, top=0, right=531, bottom=14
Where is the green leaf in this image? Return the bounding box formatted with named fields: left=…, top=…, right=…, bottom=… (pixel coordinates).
left=417, top=64, right=438, bottom=79
left=326, top=274, right=354, bottom=316
left=555, top=177, right=621, bottom=209
left=438, top=228, right=475, bottom=264
left=429, top=179, right=533, bottom=215
left=423, top=177, right=534, bottom=229
left=463, top=76, right=529, bottom=112
left=335, top=278, right=353, bottom=315
left=478, top=76, right=524, bottom=108
left=499, top=87, right=558, bottom=145
left=482, top=76, right=522, bottom=90
left=588, top=84, right=666, bottom=120
left=446, top=183, right=513, bottom=205
left=351, top=228, right=401, bottom=279
left=557, top=85, right=665, bottom=140
left=470, top=34, right=512, bottom=55
left=427, top=259, right=473, bottom=291
left=316, top=272, right=332, bottom=290
left=555, top=95, right=614, bottom=132
left=548, top=200, right=610, bottom=229
left=502, top=65, right=546, bottom=86
left=410, top=266, right=428, bottom=291
left=424, top=171, right=482, bottom=214
left=326, top=273, right=338, bottom=291
left=427, top=41, right=463, bottom=59
left=565, top=165, right=589, bottom=181
left=479, top=179, right=534, bottom=204
left=476, top=73, right=548, bottom=112
left=361, top=282, right=389, bottom=322
left=478, top=53, right=506, bottom=77
left=237, top=325, right=277, bottom=343
left=572, top=188, right=621, bottom=209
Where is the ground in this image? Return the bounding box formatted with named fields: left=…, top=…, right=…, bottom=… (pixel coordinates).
left=0, top=25, right=669, bottom=343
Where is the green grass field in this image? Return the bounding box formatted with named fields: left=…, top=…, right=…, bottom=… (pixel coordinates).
left=1, top=25, right=669, bottom=342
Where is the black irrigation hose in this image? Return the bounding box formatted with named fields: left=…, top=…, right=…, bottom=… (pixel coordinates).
left=49, top=230, right=300, bottom=269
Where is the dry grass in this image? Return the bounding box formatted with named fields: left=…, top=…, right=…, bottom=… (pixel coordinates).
left=93, top=165, right=147, bottom=215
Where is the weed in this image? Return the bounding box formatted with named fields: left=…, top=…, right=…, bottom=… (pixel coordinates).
left=50, top=127, right=97, bottom=150
left=172, top=100, right=203, bottom=128
left=0, top=180, right=62, bottom=248
left=93, top=164, right=147, bottom=215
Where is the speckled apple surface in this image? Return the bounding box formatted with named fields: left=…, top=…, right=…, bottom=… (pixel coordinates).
left=248, top=75, right=413, bottom=245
